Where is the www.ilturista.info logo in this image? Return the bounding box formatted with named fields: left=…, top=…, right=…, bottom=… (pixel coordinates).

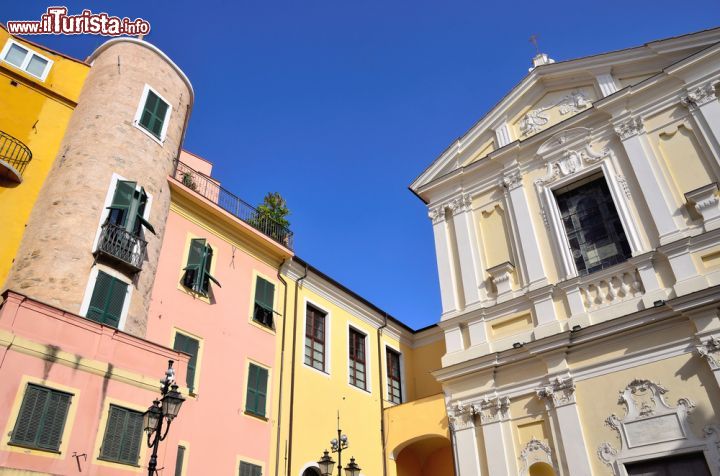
left=6, top=7, right=151, bottom=36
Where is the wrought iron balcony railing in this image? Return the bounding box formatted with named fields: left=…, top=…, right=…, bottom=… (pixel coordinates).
left=0, top=130, right=32, bottom=183
left=95, top=222, right=148, bottom=272
left=174, top=161, right=294, bottom=250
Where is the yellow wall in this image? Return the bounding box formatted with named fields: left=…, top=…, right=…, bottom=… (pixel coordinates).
left=0, top=28, right=89, bottom=287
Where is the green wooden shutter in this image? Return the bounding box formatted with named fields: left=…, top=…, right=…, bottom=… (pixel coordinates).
left=140, top=90, right=169, bottom=138
left=11, top=385, right=47, bottom=446
left=183, top=239, right=206, bottom=292
left=202, top=245, right=221, bottom=290
left=253, top=278, right=274, bottom=327
left=107, top=180, right=137, bottom=227
left=175, top=445, right=186, bottom=476
left=86, top=272, right=127, bottom=328
left=135, top=187, right=156, bottom=235
left=240, top=461, right=262, bottom=476
left=11, top=385, right=71, bottom=451
left=245, top=364, right=268, bottom=417
left=36, top=390, right=71, bottom=450
left=100, top=406, right=142, bottom=465
left=173, top=334, right=199, bottom=392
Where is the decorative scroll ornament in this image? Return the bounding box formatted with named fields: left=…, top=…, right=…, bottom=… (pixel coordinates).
left=477, top=395, right=511, bottom=424
left=681, top=82, right=718, bottom=109
left=536, top=376, right=576, bottom=407
left=614, top=117, right=644, bottom=140
left=502, top=169, right=522, bottom=190
left=428, top=207, right=444, bottom=225
left=534, top=144, right=610, bottom=187
left=697, top=336, right=720, bottom=370
left=447, top=401, right=476, bottom=431
left=520, top=90, right=591, bottom=136
left=616, top=174, right=632, bottom=200
left=519, top=438, right=558, bottom=476
left=428, top=193, right=473, bottom=224
left=596, top=379, right=716, bottom=472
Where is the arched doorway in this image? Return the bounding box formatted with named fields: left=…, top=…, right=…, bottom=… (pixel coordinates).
left=394, top=435, right=453, bottom=476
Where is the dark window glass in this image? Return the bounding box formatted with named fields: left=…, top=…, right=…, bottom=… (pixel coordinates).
left=10, top=384, right=72, bottom=451
left=386, top=349, right=402, bottom=404
left=106, top=181, right=154, bottom=236
left=349, top=329, right=366, bottom=390
left=625, top=452, right=711, bottom=476
left=182, top=239, right=220, bottom=296
left=304, top=305, right=326, bottom=371
left=173, top=333, right=200, bottom=393
left=253, top=277, right=275, bottom=328
left=240, top=461, right=262, bottom=476
left=555, top=176, right=631, bottom=276
left=86, top=271, right=128, bottom=328
left=99, top=405, right=143, bottom=465
left=245, top=364, right=268, bottom=417
left=139, top=90, right=169, bottom=139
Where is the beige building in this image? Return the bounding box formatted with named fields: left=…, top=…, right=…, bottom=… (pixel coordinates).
left=410, top=28, right=720, bottom=475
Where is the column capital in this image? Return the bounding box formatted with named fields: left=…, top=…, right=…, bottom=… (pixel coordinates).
left=428, top=206, right=445, bottom=225
left=681, top=82, right=718, bottom=109
left=536, top=375, right=577, bottom=407
left=477, top=395, right=511, bottom=424
left=614, top=117, right=644, bottom=140
left=697, top=336, right=720, bottom=370
left=448, top=192, right=473, bottom=214
left=447, top=401, right=476, bottom=431
left=501, top=169, right=522, bottom=190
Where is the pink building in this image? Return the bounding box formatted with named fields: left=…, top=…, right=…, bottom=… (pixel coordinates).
left=144, top=151, right=293, bottom=475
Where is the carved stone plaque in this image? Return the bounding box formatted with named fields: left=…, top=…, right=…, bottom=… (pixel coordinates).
left=624, top=413, right=685, bottom=448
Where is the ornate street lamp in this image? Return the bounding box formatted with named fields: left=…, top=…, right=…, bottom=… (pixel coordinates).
left=144, top=360, right=185, bottom=476
left=317, top=414, right=362, bottom=476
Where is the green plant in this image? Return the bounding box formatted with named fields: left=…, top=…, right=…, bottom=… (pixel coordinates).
left=256, top=192, right=290, bottom=228
left=181, top=172, right=196, bottom=191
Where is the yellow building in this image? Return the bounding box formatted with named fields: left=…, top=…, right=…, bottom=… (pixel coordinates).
left=0, top=25, right=89, bottom=286
left=410, top=27, right=720, bottom=475
left=273, top=258, right=451, bottom=476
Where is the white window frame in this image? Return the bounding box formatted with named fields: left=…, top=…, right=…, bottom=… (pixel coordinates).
left=0, top=38, right=53, bottom=81
left=79, top=265, right=133, bottom=331
left=302, top=298, right=331, bottom=377
left=383, top=344, right=405, bottom=404
left=91, top=173, right=154, bottom=253
left=133, top=84, right=172, bottom=145
left=534, top=144, right=644, bottom=280
left=346, top=325, right=371, bottom=394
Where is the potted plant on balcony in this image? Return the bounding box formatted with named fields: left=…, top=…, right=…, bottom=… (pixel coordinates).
left=254, top=192, right=291, bottom=245
left=181, top=171, right=197, bottom=191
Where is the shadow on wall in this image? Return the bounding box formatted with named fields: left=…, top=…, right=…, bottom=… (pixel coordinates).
left=395, top=436, right=453, bottom=476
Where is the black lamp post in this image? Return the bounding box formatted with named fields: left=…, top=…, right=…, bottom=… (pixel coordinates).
left=143, top=360, right=185, bottom=476
left=317, top=414, right=362, bottom=476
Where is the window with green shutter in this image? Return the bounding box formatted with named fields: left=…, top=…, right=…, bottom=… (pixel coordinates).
left=245, top=363, right=268, bottom=418
left=85, top=271, right=128, bottom=328
left=173, top=333, right=200, bottom=393
left=182, top=238, right=220, bottom=296
left=139, top=89, right=170, bottom=139
left=10, top=384, right=72, bottom=452
left=253, top=277, right=275, bottom=328
left=239, top=461, right=262, bottom=476
left=99, top=405, right=143, bottom=466
left=107, top=180, right=155, bottom=236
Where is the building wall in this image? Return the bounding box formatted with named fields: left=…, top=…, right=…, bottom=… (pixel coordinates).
left=5, top=38, right=192, bottom=338
left=0, top=27, right=89, bottom=288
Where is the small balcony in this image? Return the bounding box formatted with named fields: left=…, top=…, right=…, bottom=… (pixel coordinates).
left=95, top=222, right=148, bottom=272
left=0, top=130, right=32, bottom=183
left=174, top=161, right=294, bottom=250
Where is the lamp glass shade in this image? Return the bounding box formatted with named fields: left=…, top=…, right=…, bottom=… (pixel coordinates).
left=143, top=401, right=162, bottom=434
left=161, top=384, right=185, bottom=421
left=317, top=450, right=335, bottom=476
left=344, top=457, right=361, bottom=476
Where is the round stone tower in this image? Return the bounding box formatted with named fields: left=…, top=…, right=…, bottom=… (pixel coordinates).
left=6, top=38, right=193, bottom=338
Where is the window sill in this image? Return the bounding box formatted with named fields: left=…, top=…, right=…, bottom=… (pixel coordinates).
left=243, top=410, right=268, bottom=422
left=348, top=383, right=371, bottom=395
left=98, top=456, right=141, bottom=467
left=302, top=363, right=330, bottom=378
left=8, top=442, right=61, bottom=454
left=249, top=318, right=276, bottom=334
left=133, top=121, right=166, bottom=146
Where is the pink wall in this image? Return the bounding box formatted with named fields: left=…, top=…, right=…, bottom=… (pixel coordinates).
left=0, top=291, right=189, bottom=475
left=145, top=204, right=281, bottom=475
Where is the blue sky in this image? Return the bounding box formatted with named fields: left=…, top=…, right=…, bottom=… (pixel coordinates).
left=5, top=2, right=720, bottom=329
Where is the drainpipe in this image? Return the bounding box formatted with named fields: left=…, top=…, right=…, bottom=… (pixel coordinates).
left=274, top=259, right=288, bottom=476
left=286, top=262, right=308, bottom=475
left=376, top=313, right=388, bottom=475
